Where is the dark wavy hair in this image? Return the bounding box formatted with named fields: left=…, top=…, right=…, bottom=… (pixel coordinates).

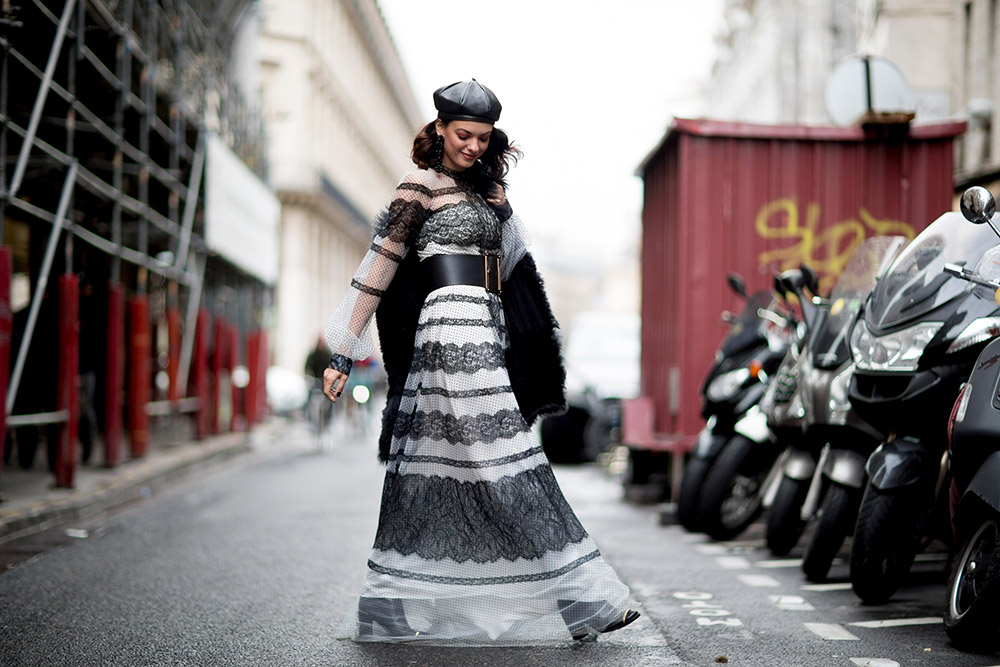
left=411, top=120, right=522, bottom=196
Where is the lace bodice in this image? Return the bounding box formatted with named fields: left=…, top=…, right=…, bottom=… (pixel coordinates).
left=324, top=168, right=530, bottom=365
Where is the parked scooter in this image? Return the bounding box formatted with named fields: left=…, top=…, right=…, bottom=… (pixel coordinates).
left=677, top=274, right=795, bottom=531
left=764, top=237, right=904, bottom=560
left=760, top=302, right=816, bottom=554
left=940, top=186, right=1000, bottom=651
left=794, top=237, right=904, bottom=577
left=847, top=207, right=1000, bottom=605
left=697, top=267, right=818, bottom=541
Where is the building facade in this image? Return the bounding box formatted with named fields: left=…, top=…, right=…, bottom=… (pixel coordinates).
left=0, top=0, right=278, bottom=480
left=257, top=0, right=422, bottom=375
left=706, top=0, right=957, bottom=127
left=705, top=0, right=858, bottom=124
left=934, top=0, right=1000, bottom=184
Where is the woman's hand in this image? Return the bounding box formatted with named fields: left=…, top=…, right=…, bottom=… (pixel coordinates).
left=323, top=367, right=348, bottom=403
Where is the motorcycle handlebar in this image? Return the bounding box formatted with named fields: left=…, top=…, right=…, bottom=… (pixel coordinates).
left=943, top=262, right=1000, bottom=290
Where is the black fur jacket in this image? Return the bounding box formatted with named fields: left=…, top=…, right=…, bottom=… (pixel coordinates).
left=373, top=250, right=567, bottom=463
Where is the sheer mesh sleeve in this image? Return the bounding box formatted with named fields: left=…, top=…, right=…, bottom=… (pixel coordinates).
left=501, top=208, right=531, bottom=281
left=324, top=171, right=432, bottom=364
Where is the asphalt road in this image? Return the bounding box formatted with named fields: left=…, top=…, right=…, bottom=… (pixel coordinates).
left=0, top=419, right=997, bottom=667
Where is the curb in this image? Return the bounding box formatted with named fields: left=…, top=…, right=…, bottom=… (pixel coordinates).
left=0, top=432, right=253, bottom=544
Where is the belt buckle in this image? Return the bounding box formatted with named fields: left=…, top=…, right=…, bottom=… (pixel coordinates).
left=483, top=252, right=502, bottom=294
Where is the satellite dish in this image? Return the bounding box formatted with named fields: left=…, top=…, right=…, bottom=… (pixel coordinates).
left=825, top=54, right=912, bottom=126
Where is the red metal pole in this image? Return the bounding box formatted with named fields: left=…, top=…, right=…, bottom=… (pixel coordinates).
left=210, top=317, right=225, bottom=434
left=257, top=329, right=269, bottom=422
left=0, top=247, right=11, bottom=477
left=229, top=324, right=241, bottom=432
left=128, top=295, right=150, bottom=457
left=245, top=331, right=259, bottom=427
left=166, top=306, right=181, bottom=403
left=193, top=308, right=210, bottom=439
left=56, top=274, right=79, bottom=488
left=105, top=284, right=124, bottom=467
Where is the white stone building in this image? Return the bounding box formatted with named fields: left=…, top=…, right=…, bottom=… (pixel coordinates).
left=931, top=0, right=1000, bottom=183
left=855, top=0, right=953, bottom=122
left=257, top=0, right=423, bottom=373
left=704, top=1, right=956, bottom=126
left=705, top=0, right=857, bottom=124
left=854, top=1, right=1000, bottom=185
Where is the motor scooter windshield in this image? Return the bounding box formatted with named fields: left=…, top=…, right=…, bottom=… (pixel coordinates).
left=812, top=235, right=907, bottom=368
left=718, top=290, right=773, bottom=357
left=964, top=245, right=1000, bottom=302
left=867, top=212, right=1000, bottom=330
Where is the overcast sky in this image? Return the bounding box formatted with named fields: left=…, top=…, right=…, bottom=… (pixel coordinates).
left=377, top=0, right=725, bottom=267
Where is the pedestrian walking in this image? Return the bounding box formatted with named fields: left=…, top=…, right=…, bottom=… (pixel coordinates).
left=305, top=335, right=331, bottom=381
left=323, top=79, right=639, bottom=644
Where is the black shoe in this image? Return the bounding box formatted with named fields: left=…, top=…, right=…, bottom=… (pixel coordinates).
left=358, top=597, right=417, bottom=637
left=557, top=599, right=640, bottom=640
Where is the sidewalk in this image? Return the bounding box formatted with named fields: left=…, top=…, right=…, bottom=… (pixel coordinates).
left=0, top=424, right=268, bottom=543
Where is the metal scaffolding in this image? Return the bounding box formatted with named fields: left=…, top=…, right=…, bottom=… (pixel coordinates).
left=0, top=0, right=269, bottom=477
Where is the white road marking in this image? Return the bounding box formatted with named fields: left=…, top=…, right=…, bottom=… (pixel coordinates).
left=738, top=574, right=781, bottom=587
left=849, top=617, right=942, bottom=628
left=695, top=544, right=729, bottom=555
left=757, top=558, right=802, bottom=568
left=849, top=659, right=900, bottom=667
left=913, top=553, right=949, bottom=563
left=721, top=539, right=760, bottom=549
left=673, top=591, right=744, bottom=628
left=716, top=556, right=752, bottom=569
left=769, top=594, right=815, bottom=611
left=804, top=622, right=860, bottom=640
left=800, top=582, right=853, bottom=592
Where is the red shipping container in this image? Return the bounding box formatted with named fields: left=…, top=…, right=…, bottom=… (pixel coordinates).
left=637, top=118, right=966, bottom=445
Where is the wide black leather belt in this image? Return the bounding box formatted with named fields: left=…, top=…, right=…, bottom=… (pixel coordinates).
left=422, top=252, right=502, bottom=295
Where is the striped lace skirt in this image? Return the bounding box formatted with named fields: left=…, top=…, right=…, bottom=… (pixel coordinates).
left=345, top=284, right=633, bottom=644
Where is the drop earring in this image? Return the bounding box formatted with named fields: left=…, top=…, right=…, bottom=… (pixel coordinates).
left=433, top=134, right=444, bottom=172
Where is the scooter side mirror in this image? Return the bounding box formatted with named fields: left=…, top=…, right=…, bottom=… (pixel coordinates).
left=778, top=268, right=805, bottom=295
left=727, top=272, right=747, bottom=299
left=773, top=274, right=788, bottom=297
left=800, top=263, right=820, bottom=297
left=960, top=186, right=997, bottom=225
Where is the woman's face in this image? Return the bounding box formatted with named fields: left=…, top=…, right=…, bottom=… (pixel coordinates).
left=437, top=120, right=493, bottom=171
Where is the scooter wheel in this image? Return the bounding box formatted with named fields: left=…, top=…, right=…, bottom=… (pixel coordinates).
left=699, top=435, right=769, bottom=541
left=802, top=484, right=859, bottom=582
left=765, top=476, right=810, bottom=557
left=850, top=484, right=921, bottom=605
left=945, top=518, right=1000, bottom=651
left=677, top=457, right=712, bottom=532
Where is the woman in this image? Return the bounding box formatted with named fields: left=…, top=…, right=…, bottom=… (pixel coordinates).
left=323, top=80, right=639, bottom=644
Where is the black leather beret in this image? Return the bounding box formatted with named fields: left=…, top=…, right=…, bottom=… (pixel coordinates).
left=433, top=79, right=502, bottom=124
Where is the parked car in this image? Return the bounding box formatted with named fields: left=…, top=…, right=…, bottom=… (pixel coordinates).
left=540, top=311, right=640, bottom=463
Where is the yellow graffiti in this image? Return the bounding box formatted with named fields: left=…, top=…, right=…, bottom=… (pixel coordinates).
left=756, top=198, right=916, bottom=293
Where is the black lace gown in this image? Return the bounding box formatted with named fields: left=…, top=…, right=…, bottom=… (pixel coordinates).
left=324, top=168, right=632, bottom=644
